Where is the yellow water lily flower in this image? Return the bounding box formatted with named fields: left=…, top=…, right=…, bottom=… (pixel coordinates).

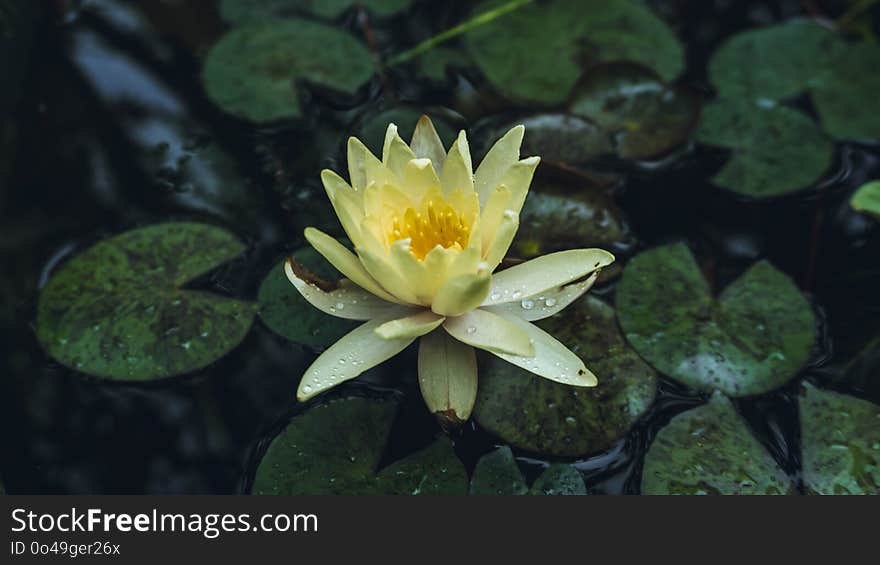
left=285, top=116, right=614, bottom=421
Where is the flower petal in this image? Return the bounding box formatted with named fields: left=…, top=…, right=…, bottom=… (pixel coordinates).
left=483, top=209, right=519, bottom=271
left=488, top=314, right=597, bottom=387
left=431, top=269, right=491, bottom=317
left=474, top=125, right=524, bottom=206
left=483, top=272, right=598, bottom=321
left=347, top=136, right=381, bottom=192
left=375, top=310, right=445, bottom=339
left=355, top=241, right=422, bottom=305
left=499, top=156, right=540, bottom=215
left=284, top=259, right=411, bottom=321
left=439, top=130, right=474, bottom=196
left=410, top=115, right=447, bottom=170
left=383, top=123, right=418, bottom=181
left=443, top=308, right=534, bottom=356
left=304, top=227, right=402, bottom=304
left=321, top=169, right=364, bottom=242
left=479, top=185, right=512, bottom=257
left=402, top=157, right=442, bottom=200
left=297, top=318, right=414, bottom=401
left=418, top=329, right=477, bottom=422
left=483, top=249, right=615, bottom=306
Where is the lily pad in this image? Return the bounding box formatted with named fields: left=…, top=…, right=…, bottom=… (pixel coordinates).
left=473, top=296, right=657, bottom=457
left=219, top=0, right=410, bottom=23
left=851, top=181, right=880, bottom=220
left=470, top=447, right=587, bottom=495
left=464, top=0, right=684, bottom=105
left=800, top=383, right=880, bottom=495
left=616, top=243, right=816, bottom=396
left=257, top=247, right=359, bottom=347
left=707, top=21, right=843, bottom=102
left=202, top=20, right=375, bottom=123
left=696, top=98, right=833, bottom=198
left=415, top=47, right=471, bottom=83
left=569, top=62, right=701, bottom=160
left=252, top=396, right=467, bottom=494
left=36, top=223, right=256, bottom=380
left=469, top=446, right=528, bottom=495
left=641, top=393, right=794, bottom=494
left=502, top=114, right=612, bottom=166
left=512, top=181, right=634, bottom=260
left=811, top=42, right=880, bottom=140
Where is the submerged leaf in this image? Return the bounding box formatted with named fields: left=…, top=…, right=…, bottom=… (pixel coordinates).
left=474, top=296, right=657, bottom=457
left=800, top=383, right=880, bottom=495
left=616, top=243, right=816, bottom=396
left=470, top=447, right=587, bottom=495
left=464, top=0, right=683, bottom=105
left=202, top=20, right=375, bottom=122
left=851, top=181, right=880, bottom=220
left=641, top=393, right=794, bottom=494
left=570, top=62, right=701, bottom=160
left=36, top=223, right=255, bottom=380
left=252, top=396, right=467, bottom=494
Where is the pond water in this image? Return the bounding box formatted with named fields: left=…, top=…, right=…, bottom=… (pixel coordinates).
left=0, top=0, right=878, bottom=494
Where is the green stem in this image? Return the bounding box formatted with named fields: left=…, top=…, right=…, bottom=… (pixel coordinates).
left=386, top=0, right=534, bottom=67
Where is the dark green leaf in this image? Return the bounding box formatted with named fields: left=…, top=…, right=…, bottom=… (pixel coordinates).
left=474, top=296, right=657, bottom=457
left=36, top=223, right=255, bottom=380
left=257, top=247, right=359, bottom=347
left=641, top=394, right=794, bottom=494
left=696, top=98, right=833, bottom=198
left=851, top=180, right=880, bottom=220
left=616, top=243, right=816, bottom=396
left=464, top=0, right=683, bottom=105
left=528, top=464, right=587, bottom=495
left=252, top=396, right=467, bottom=494
left=220, top=0, right=411, bottom=23
left=202, top=20, right=375, bottom=122
left=470, top=446, right=528, bottom=495
left=800, top=383, right=880, bottom=495
left=811, top=42, right=880, bottom=140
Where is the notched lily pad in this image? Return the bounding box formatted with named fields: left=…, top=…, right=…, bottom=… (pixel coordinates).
left=641, top=393, right=794, bottom=494
left=800, top=383, right=880, bottom=495
left=470, top=447, right=587, bottom=495
left=812, top=42, right=880, bottom=141
left=202, top=19, right=375, bottom=123
left=257, top=246, right=358, bottom=347
left=696, top=98, right=833, bottom=198
left=616, top=242, right=816, bottom=397
left=851, top=181, right=880, bottom=220
left=708, top=21, right=843, bottom=102
left=252, top=396, right=467, bottom=494
left=36, top=223, right=256, bottom=380
left=474, top=296, right=657, bottom=457
left=569, top=62, right=701, bottom=160
left=220, top=0, right=410, bottom=23
left=464, top=0, right=684, bottom=105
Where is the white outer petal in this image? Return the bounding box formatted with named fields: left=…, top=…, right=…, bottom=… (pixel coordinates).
left=482, top=272, right=599, bottom=322
left=418, top=330, right=477, bottom=421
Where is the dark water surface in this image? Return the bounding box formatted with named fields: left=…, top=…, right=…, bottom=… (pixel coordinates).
left=1, top=0, right=878, bottom=494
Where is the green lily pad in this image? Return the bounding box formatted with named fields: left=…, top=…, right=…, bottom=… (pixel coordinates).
left=252, top=396, right=468, bottom=494
left=470, top=446, right=528, bottom=495
left=257, top=247, right=359, bottom=347
left=800, top=383, right=880, bottom=495
left=851, top=181, right=880, bottom=220
left=616, top=243, right=816, bottom=396
left=415, top=47, right=471, bottom=83
left=512, top=181, right=634, bottom=260
left=473, top=296, right=657, bottom=457
left=569, top=62, right=701, bottom=160
left=707, top=21, right=843, bottom=102
left=463, top=0, right=683, bottom=105
left=529, top=465, right=587, bottom=495
left=811, top=42, right=880, bottom=140
left=696, top=98, right=833, bottom=198
left=36, top=223, right=256, bottom=380
left=202, top=20, right=375, bottom=123
left=219, top=0, right=410, bottom=23
left=641, top=393, right=794, bottom=494
left=470, top=447, right=587, bottom=495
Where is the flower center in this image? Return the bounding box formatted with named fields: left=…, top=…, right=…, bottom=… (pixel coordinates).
left=388, top=199, right=470, bottom=260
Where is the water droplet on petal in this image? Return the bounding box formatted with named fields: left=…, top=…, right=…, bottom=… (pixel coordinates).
left=520, top=299, right=534, bottom=310
left=466, top=327, right=476, bottom=334
left=544, top=298, right=557, bottom=307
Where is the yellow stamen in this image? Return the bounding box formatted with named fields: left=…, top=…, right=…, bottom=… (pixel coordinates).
left=387, top=196, right=471, bottom=260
